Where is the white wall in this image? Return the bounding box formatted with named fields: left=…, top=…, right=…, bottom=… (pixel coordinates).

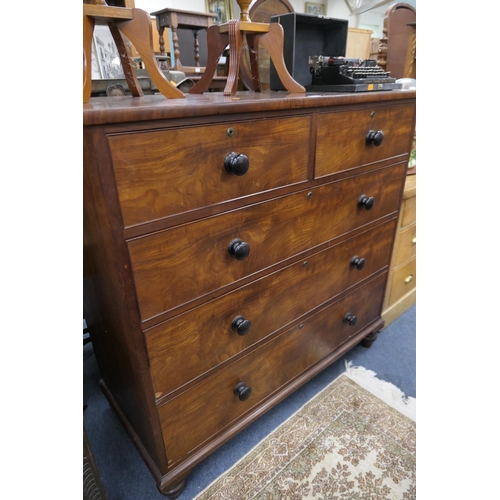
left=135, top=0, right=415, bottom=40
left=136, top=0, right=354, bottom=24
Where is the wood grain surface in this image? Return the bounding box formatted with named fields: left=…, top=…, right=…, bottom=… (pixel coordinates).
left=146, top=220, right=396, bottom=400
left=158, top=273, right=387, bottom=467
left=128, top=164, right=406, bottom=322
left=109, top=115, right=311, bottom=226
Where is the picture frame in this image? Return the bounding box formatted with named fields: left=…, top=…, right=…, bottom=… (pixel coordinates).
left=206, top=0, right=234, bottom=25
left=92, top=25, right=125, bottom=80
left=305, top=2, right=325, bottom=16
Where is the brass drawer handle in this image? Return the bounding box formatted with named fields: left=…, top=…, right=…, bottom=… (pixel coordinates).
left=405, top=274, right=414, bottom=284
left=411, top=237, right=416, bottom=246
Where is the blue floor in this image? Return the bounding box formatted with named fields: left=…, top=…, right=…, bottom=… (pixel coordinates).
left=83, top=305, right=416, bottom=500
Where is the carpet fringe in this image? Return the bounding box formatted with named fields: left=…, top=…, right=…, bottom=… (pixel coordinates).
left=344, top=360, right=416, bottom=422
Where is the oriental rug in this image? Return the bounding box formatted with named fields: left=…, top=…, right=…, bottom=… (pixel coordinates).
left=194, top=363, right=416, bottom=500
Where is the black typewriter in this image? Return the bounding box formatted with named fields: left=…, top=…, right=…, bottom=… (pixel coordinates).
left=306, top=56, right=402, bottom=92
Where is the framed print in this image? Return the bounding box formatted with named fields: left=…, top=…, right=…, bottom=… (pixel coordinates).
left=305, top=2, right=325, bottom=16
left=206, top=0, right=235, bottom=25
left=92, top=25, right=125, bottom=79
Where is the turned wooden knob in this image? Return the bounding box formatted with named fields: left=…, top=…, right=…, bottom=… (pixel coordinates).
left=343, top=313, right=357, bottom=327
left=358, top=195, right=375, bottom=211
left=366, top=130, right=384, bottom=146
left=234, top=382, right=252, bottom=401
left=350, top=256, right=366, bottom=271
left=231, top=315, right=252, bottom=336
left=224, top=152, right=249, bottom=176
left=228, top=239, right=250, bottom=260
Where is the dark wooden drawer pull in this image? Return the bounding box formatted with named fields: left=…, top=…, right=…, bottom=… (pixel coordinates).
left=224, top=152, right=250, bottom=176
left=350, top=256, right=366, bottom=271
left=228, top=239, right=250, bottom=260
left=234, top=382, right=252, bottom=401
left=343, top=312, right=358, bottom=327
left=366, top=129, right=384, bottom=146
left=358, top=194, right=375, bottom=211
left=231, top=315, right=252, bottom=336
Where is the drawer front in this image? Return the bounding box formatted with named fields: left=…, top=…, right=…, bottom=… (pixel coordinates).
left=401, top=195, right=416, bottom=228
left=315, top=103, right=415, bottom=178
left=129, top=164, right=406, bottom=321
left=158, top=273, right=387, bottom=466
left=109, top=116, right=311, bottom=227
left=389, top=258, right=416, bottom=305
left=394, top=223, right=416, bottom=267
left=147, top=220, right=397, bottom=399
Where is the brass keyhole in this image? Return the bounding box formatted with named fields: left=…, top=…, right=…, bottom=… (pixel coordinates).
left=227, top=128, right=234, bottom=137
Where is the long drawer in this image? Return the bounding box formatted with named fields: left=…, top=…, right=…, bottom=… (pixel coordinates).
left=108, top=116, right=311, bottom=227
left=157, top=273, right=387, bottom=467
left=315, top=103, right=415, bottom=178
left=129, top=163, right=406, bottom=322
left=146, top=219, right=396, bottom=400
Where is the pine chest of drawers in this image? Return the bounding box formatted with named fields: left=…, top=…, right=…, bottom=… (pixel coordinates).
left=83, top=90, right=416, bottom=497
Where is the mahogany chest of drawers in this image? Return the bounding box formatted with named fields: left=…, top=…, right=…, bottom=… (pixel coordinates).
left=83, top=90, right=416, bottom=497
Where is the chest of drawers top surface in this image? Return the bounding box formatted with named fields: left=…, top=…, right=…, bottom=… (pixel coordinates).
left=83, top=90, right=416, bottom=125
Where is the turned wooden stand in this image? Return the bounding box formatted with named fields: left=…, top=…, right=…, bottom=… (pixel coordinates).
left=83, top=0, right=184, bottom=103
left=189, top=0, right=305, bottom=96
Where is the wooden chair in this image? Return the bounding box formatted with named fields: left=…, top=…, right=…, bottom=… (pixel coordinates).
left=83, top=0, right=184, bottom=102
left=377, top=2, right=416, bottom=80
left=189, top=0, right=304, bottom=96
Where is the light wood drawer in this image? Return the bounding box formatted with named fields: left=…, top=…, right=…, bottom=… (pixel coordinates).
left=108, top=116, right=311, bottom=227
left=315, top=103, right=415, bottom=178
left=394, top=223, right=416, bottom=267
left=158, top=273, right=387, bottom=467
left=389, top=257, right=416, bottom=306
left=401, top=195, right=416, bottom=228
left=146, top=220, right=396, bottom=399
left=129, top=164, right=406, bottom=321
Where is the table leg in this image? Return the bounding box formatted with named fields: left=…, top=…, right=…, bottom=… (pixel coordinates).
left=257, top=23, right=305, bottom=93
left=188, top=25, right=228, bottom=94
left=224, top=21, right=242, bottom=96
left=117, top=9, right=184, bottom=99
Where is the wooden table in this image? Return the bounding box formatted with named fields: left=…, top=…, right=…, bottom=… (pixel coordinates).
left=151, top=7, right=218, bottom=74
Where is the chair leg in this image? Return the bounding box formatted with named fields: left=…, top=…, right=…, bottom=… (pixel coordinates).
left=83, top=13, right=95, bottom=103
left=189, top=25, right=229, bottom=94
left=117, top=8, right=184, bottom=99
left=258, top=23, right=305, bottom=93
left=108, top=21, right=144, bottom=97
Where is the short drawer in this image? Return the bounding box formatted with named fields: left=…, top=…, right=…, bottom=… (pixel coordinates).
left=129, top=163, right=406, bottom=321
left=393, top=223, right=416, bottom=268
left=108, top=116, right=311, bottom=227
left=157, top=273, right=387, bottom=466
left=389, top=257, right=416, bottom=306
left=401, top=195, right=416, bottom=228
left=315, top=103, right=415, bottom=178
left=146, top=220, right=396, bottom=399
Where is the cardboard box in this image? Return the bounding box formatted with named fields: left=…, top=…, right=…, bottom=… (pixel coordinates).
left=270, top=13, right=348, bottom=90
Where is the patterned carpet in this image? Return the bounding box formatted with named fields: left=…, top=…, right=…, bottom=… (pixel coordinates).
left=194, top=370, right=416, bottom=500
